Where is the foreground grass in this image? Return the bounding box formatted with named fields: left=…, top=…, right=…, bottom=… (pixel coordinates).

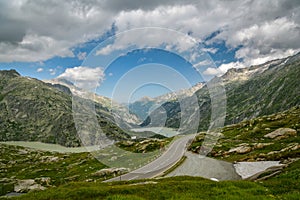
left=9, top=159, right=299, bottom=200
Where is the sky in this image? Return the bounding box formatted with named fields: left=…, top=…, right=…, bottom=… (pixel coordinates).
left=0, top=0, right=299, bottom=102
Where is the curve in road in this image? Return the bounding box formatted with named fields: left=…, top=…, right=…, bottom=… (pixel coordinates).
left=105, top=134, right=195, bottom=182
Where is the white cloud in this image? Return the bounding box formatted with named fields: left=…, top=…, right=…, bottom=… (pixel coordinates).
left=203, top=62, right=245, bottom=76
left=36, top=68, right=44, bottom=72
left=0, top=0, right=299, bottom=67
left=0, top=0, right=114, bottom=62
left=49, top=68, right=57, bottom=76
left=58, top=66, right=105, bottom=90
left=77, top=52, right=87, bottom=60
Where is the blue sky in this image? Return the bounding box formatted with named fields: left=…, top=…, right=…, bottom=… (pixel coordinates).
left=0, top=0, right=299, bottom=102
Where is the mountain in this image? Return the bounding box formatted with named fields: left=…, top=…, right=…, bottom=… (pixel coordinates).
left=141, top=52, right=300, bottom=131
left=129, top=83, right=204, bottom=121
left=45, top=78, right=140, bottom=129
left=0, top=70, right=130, bottom=147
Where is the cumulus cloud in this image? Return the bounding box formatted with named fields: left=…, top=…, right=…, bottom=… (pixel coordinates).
left=49, top=68, right=57, bottom=76
left=95, top=27, right=198, bottom=56
left=0, top=0, right=299, bottom=73
left=77, top=52, right=87, bottom=60
left=203, top=62, right=245, bottom=76
left=36, top=68, right=44, bottom=73
left=0, top=0, right=114, bottom=62
left=58, top=66, right=105, bottom=90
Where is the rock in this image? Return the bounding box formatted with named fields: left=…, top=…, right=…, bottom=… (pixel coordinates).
left=234, top=161, right=285, bottom=180
left=35, top=177, right=51, bottom=186
left=253, top=143, right=273, bottom=149
left=14, top=179, right=46, bottom=193
left=229, top=145, right=252, bottom=154
left=264, top=128, right=297, bottom=140
left=39, top=156, right=61, bottom=163
left=92, top=168, right=129, bottom=177
left=280, top=143, right=300, bottom=152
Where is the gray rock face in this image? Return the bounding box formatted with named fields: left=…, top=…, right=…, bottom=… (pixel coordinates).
left=264, top=128, right=297, bottom=139
left=229, top=144, right=252, bottom=154
left=234, top=161, right=285, bottom=180
left=92, top=168, right=129, bottom=177
left=14, top=179, right=46, bottom=193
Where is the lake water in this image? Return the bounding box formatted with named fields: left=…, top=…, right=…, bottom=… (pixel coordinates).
left=0, top=141, right=99, bottom=153
left=130, top=127, right=179, bottom=137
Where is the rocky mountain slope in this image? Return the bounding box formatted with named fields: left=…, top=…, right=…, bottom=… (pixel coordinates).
left=45, top=78, right=139, bottom=129
left=0, top=70, right=130, bottom=147
left=189, top=105, right=300, bottom=163
left=129, top=82, right=204, bottom=121
left=142, top=52, right=300, bottom=131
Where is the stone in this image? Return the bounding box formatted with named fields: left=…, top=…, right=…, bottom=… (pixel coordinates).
left=92, top=168, right=129, bottom=177
left=253, top=143, right=273, bottom=149
left=14, top=179, right=46, bottom=193
left=264, top=128, right=297, bottom=139
left=39, top=156, right=61, bottom=163
left=229, top=145, right=252, bottom=154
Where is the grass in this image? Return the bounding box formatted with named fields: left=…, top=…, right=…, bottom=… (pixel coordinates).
left=189, top=106, right=300, bottom=162
left=0, top=143, right=108, bottom=187
left=159, top=156, right=187, bottom=177
left=4, top=159, right=298, bottom=199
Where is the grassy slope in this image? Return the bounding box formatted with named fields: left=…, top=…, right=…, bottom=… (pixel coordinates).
left=10, top=160, right=300, bottom=200
left=0, top=70, right=130, bottom=147
left=1, top=106, right=299, bottom=199
left=189, top=106, right=300, bottom=162
left=0, top=143, right=107, bottom=191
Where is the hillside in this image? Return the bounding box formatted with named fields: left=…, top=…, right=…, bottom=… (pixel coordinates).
left=189, top=106, right=300, bottom=163
left=0, top=70, right=130, bottom=147
left=8, top=160, right=300, bottom=200
left=142, top=53, right=300, bottom=131
left=129, top=83, right=204, bottom=121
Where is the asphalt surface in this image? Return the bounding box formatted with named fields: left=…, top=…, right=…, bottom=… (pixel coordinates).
left=105, top=134, right=195, bottom=182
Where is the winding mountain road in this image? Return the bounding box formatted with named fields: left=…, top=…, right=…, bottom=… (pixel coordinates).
left=105, top=134, right=195, bottom=182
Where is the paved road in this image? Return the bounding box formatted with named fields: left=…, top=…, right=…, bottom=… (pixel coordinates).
left=105, top=134, right=195, bottom=182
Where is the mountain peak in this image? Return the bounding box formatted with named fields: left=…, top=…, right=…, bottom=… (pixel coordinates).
left=0, top=69, right=20, bottom=78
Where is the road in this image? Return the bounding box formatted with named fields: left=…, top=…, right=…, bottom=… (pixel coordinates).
left=105, top=134, right=195, bottom=182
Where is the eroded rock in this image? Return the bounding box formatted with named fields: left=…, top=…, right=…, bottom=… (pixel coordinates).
left=264, top=128, right=297, bottom=140
left=14, top=179, right=46, bottom=193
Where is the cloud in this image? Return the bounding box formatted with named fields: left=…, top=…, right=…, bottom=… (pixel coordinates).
left=36, top=68, right=44, bottom=73
left=0, top=0, right=114, bottom=62
left=0, top=0, right=299, bottom=68
left=49, top=68, right=57, bottom=76
left=77, top=52, right=87, bottom=60
left=58, top=66, right=105, bottom=90
left=203, top=62, right=245, bottom=76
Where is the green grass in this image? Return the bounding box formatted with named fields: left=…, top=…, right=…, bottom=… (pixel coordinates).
left=189, top=106, right=300, bottom=162
left=0, top=144, right=108, bottom=187
left=6, top=159, right=299, bottom=199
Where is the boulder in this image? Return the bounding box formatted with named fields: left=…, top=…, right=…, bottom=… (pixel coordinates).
left=229, top=145, right=252, bottom=154
left=253, top=143, right=273, bottom=149
left=264, top=128, right=297, bottom=140
left=14, top=179, right=46, bottom=193
left=92, top=168, right=129, bottom=177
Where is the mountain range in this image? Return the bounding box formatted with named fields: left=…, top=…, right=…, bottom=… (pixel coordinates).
left=0, top=52, right=299, bottom=146
left=139, top=52, right=300, bottom=131
left=0, top=70, right=132, bottom=147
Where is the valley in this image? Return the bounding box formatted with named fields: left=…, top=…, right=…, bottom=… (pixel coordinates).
left=0, top=53, right=299, bottom=199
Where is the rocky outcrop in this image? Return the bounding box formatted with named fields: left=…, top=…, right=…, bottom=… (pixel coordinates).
left=92, top=168, right=129, bottom=177
left=229, top=144, right=252, bottom=154
left=234, top=161, right=286, bottom=180
left=14, top=179, right=46, bottom=193
left=264, top=128, right=297, bottom=140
